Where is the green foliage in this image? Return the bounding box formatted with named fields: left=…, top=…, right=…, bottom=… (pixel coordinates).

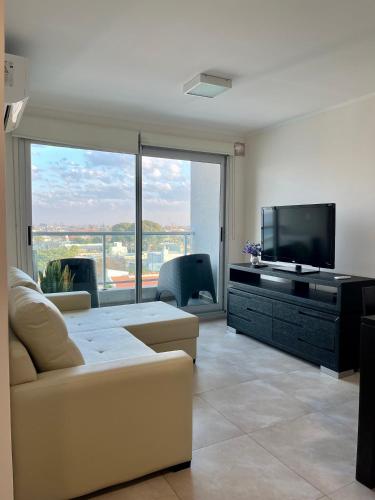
left=111, top=220, right=164, bottom=252
left=34, top=244, right=81, bottom=274
left=38, top=261, right=75, bottom=293
left=111, top=222, right=134, bottom=232
left=142, top=220, right=163, bottom=232
left=112, top=220, right=163, bottom=233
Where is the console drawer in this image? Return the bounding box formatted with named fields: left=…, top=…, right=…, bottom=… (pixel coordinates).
left=273, top=317, right=335, bottom=352
left=228, top=312, right=272, bottom=342
left=272, top=302, right=337, bottom=351
left=298, top=314, right=337, bottom=351
left=228, top=290, right=272, bottom=319
left=272, top=318, right=299, bottom=349
left=273, top=318, right=337, bottom=366
left=273, top=301, right=335, bottom=324
left=273, top=301, right=301, bottom=323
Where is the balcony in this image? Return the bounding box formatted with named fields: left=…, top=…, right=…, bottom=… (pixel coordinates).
left=32, top=230, right=193, bottom=305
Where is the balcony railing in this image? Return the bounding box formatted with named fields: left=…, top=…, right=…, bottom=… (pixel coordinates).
left=32, top=230, right=193, bottom=289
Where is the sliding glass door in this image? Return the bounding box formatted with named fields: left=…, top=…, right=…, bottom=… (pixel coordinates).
left=30, top=142, right=137, bottom=305
left=141, top=147, right=225, bottom=312
left=27, top=141, right=226, bottom=312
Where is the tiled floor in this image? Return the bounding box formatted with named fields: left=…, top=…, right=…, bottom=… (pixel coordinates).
left=91, top=319, right=375, bottom=500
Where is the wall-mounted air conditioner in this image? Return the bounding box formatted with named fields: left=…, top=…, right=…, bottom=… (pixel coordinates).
left=4, top=53, right=29, bottom=133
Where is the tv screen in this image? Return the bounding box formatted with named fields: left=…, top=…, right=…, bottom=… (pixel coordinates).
left=261, top=203, right=336, bottom=269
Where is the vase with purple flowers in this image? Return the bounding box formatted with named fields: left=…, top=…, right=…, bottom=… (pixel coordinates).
left=242, top=242, right=262, bottom=266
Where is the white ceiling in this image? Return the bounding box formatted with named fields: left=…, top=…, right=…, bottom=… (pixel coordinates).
left=6, top=0, right=375, bottom=134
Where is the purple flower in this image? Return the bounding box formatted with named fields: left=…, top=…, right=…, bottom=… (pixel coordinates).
left=242, top=241, right=262, bottom=256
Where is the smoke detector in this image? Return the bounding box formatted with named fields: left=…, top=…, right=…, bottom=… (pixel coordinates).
left=183, top=73, right=232, bottom=98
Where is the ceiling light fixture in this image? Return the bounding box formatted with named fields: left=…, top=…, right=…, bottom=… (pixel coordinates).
left=183, top=73, right=232, bottom=98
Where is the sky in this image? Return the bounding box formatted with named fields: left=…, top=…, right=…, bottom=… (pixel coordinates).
left=31, top=144, right=191, bottom=227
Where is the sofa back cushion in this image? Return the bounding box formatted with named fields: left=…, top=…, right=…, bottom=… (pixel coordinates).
left=9, top=286, right=84, bottom=372
left=9, top=329, right=37, bottom=386
left=8, top=266, right=43, bottom=294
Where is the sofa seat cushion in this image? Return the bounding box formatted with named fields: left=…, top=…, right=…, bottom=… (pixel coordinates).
left=70, top=328, right=154, bottom=364
left=64, top=301, right=199, bottom=346
left=8, top=266, right=43, bottom=294
left=9, top=286, right=84, bottom=372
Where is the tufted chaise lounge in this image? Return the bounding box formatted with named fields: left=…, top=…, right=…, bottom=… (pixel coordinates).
left=63, top=300, right=199, bottom=361
left=8, top=267, right=197, bottom=500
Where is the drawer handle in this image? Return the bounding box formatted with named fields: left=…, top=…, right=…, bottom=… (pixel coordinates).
left=241, top=316, right=252, bottom=323
left=277, top=318, right=302, bottom=328
left=298, top=310, right=334, bottom=323
left=297, top=336, right=335, bottom=353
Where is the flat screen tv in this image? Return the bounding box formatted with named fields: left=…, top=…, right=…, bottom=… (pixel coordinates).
left=261, top=203, right=336, bottom=270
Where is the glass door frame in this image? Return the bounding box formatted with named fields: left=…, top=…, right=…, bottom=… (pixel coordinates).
left=23, top=139, right=227, bottom=314
left=140, top=145, right=227, bottom=314
left=24, top=138, right=138, bottom=302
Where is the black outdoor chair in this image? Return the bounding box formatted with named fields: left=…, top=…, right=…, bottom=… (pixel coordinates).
left=49, top=258, right=99, bottom=308
left=156, top=253, right=217, bottom=307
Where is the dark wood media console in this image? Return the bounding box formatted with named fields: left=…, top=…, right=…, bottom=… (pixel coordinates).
left=227, top=263, right=375, bottom=375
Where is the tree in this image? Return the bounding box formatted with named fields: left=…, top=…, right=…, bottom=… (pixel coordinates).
left=111, top=220, right=164, bottom=251
left=34, top=245, right=81, bottom=274
left=112, top=220, right=163, bottom=233
left=112, top=222, right=135, bottom=233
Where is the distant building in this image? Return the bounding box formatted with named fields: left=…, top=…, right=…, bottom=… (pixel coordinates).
left=110, top=241, right=129, bottom=256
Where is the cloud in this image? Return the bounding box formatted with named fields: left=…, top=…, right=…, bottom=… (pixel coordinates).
left=32, top=146, right=191, bottom=226
left=150, top=168, right=161, bottom=178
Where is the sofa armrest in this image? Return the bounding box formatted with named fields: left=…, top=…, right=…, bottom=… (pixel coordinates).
left=44, top=291, right=91, bottom=311
left=11, top=351, right=193, bottom=500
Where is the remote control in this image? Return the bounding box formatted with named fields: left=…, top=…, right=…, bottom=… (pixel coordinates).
left=333, top=275, right=351, bottom=280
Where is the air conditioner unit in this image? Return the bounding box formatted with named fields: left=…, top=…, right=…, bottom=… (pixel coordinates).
left=4, top=54, right=29, bottom=133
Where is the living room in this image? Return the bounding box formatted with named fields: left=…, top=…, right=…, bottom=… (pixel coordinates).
left=2, top=1, right=375, bottom=499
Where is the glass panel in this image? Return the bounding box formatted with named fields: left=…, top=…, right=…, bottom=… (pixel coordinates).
left=141, top=155, right=222, bottom=311
left=31, top=143, right=136, bottom=305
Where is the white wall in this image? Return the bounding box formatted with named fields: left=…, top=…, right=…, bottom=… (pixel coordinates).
left=245, top=94, right=375, bottom=277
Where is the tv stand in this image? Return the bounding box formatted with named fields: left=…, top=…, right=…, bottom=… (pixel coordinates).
left=227, top=263, right=375, bottom=376
left=272, top=264, right=320, bottom=275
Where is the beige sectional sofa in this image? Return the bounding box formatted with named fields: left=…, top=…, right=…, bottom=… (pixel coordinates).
left=8, top=267, right=198, bottom=500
